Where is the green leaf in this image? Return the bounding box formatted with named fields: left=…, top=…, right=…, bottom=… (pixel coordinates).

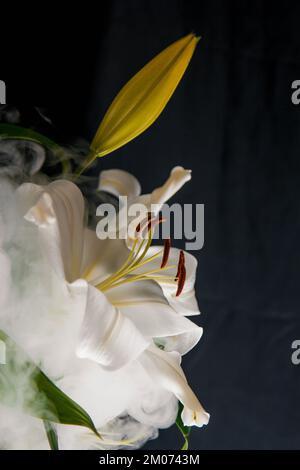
left=43, top=420, right=59, bottom=450
left=0, top=330, right=100, bottom=439
left=176, top=402, right=191, bottom=450
left=0, top=123, right=60, bottom=152
left=0, top=123, right=70, bottom=174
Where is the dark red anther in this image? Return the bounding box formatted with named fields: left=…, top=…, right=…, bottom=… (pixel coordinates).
left=136, top=222, right=141, bottom=233
left=160, top=238, right=171, bottom=268
left=175, top=250, right=185, bottom=279
left=176, top=263, right=186, bottom=297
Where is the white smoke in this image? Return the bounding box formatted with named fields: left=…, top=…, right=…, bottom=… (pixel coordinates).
left=0, top=140, right=46, bottom=181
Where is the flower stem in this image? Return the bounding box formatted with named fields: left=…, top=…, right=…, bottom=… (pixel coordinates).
left=43, top=420, right=59, bottom=450
left=74, top=150, right=96, bottom=180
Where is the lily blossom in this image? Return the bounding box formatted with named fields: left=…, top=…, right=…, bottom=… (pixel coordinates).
left=18, top=168, right=209, bottom=429
left=98, top=166, right=200, bottom=317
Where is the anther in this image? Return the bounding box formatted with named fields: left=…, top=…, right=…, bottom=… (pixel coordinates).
left=175, top=250, right=185, bottom=279
left=161, top=238, right=171, bottom=268
left=176, top=263, right=186, bottom=297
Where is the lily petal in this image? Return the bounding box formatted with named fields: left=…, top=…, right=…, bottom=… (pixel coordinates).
left=140, top=345, right=209, bottom=428
left=22, top=180, right=85, bottom=282
left=150, top=166, right=192, bottom=208
left=181, top=406, right=210, bottom=428
left=106, top=280, right=202, bottom=354
left=127, top=359, right=178, bottom=428
left=98, top=169, right=141, bottom=199
left=76, top=284, right=150, bottom=370
left=124, top=166, right=192, bottom=240
left=131, top=246, right=200, bottom=316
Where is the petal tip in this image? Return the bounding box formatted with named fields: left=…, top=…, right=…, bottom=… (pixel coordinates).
left=182, top=407, right=210, bottom=428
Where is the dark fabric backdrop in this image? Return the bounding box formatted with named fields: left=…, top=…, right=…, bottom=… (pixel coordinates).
left=4, top=0, right=300, bottom=450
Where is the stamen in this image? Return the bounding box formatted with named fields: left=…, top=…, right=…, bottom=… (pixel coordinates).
left=145, top=217, right=156, bottom=233
left=141, top=214, right=165, bottom=238
left=131, top=229, right=154, bottom=268
left=96, top=214, right=178, bottom=294
left=161, top=238, right=171, bottom=268
left=102, top=265, right=177, bottom=292
left=96, top=239, right=138, bottom=290
left=136, top=212, right=153, bottom=235
left=140, top=212, right=152, bottom=233
left=97, top=230, right=155, bottom=290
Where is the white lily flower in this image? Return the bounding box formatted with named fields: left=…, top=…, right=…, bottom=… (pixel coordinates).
left=98, top=167, right=200, bottom=316
left=18, top=168, right=209, bottom=430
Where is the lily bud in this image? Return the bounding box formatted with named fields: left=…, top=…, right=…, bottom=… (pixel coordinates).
left=90, top=33, right=200, bottom=160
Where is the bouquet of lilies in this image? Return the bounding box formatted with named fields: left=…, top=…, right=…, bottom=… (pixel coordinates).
left=0, top=34, right=209, bottom=450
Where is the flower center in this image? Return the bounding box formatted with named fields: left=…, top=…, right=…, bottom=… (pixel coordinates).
left=95, top=214, right=186, bottom=295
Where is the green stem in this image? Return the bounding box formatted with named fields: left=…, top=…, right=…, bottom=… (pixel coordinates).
left=43, top=420, right=59, bottom=450
left=176, top=402, right=191, bottom=450
left=74, top=150, right=96, bottom=180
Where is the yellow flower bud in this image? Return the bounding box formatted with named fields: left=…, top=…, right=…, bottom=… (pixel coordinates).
left=90, top=33, right=199, bottom=161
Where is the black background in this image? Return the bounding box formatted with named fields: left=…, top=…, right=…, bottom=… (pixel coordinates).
left=3, top=0, right=300, bottom=450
